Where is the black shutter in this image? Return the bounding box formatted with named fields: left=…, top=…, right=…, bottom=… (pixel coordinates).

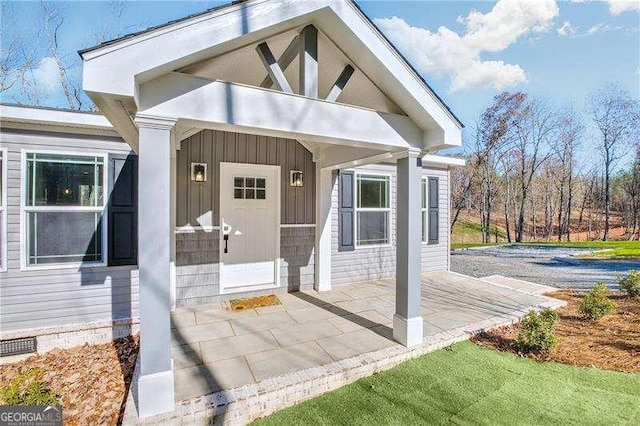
left=428, top=177, right=439, bottom=245
left=338, top=170, right=355, bottom=252
left=108, top=153, right=138, bottom=266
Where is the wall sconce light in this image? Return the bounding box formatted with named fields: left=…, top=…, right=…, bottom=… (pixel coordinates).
left=290, top=170, right=303, bottom=187
left=191, top=163, right=207, bottom=182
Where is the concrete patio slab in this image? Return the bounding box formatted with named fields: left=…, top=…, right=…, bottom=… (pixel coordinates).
left=174, top=356, right=254, bottom=401
left=316, top=328, right=395, bottom=361
left=246, top=341, right=334, bottom=381
left=124, top=271, right=566, bottom=425
left=230, top=311, right=297, bottom=335
left=200, top=330, right=279, bottom=364
left=271, top=321, right=343, bottom=347
left=171, top=321, right=234, bottom=346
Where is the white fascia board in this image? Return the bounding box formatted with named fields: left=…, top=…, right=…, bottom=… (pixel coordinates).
left=138, top=73, right=422, bottom=151
left=82, top=0, right=326, bottom=100
left=421, top=154, right=466, bottom=168
left=318, top=1, right=462, bottom=148
left=0, top=104, right=116, bottom=135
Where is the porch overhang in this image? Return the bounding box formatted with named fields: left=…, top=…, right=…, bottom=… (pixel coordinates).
left=80, top=0, right=463, bottom=153
left=138, top=73, right=422, bottom=152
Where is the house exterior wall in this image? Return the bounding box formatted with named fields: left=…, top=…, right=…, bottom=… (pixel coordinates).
left=0, top=126, right=451, bottom=333
left=331, top=163, right=449, bottom=285
left=176, top=129, right=315, bottom=227
left=0, top=128, right=138, bottom=334
left=174, top=130, right=316, bottom=307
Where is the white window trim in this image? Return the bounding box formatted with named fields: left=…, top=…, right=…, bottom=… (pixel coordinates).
left=20, top=149, right=109, bottom=271
left=354, top=171, right=392, bottom=249
left=0, top=148, right=7, bottom=272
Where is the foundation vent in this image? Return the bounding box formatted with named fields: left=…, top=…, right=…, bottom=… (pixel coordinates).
left=1, top=337, right=37, bottom=357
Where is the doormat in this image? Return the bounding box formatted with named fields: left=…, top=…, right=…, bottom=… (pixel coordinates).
left=229, top=295, right=282, bottom=311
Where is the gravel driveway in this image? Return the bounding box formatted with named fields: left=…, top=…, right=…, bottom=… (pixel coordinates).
left=450, top=245, right=640, bottom=290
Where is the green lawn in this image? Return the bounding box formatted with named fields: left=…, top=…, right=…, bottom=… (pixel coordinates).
left=451, top=242, right=502, bottom=250
left=450, top=240, right=640, bottom=259
left=451, top=221, right=506, bottom=248
left=529, top=241, right=640, bottom=259
left=254, top=342, right=640, bottom=425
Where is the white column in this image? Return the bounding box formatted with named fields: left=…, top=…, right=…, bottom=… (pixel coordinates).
left=134, top=114, right=178, bottom=418
left=394, top=148, right=423, bottom=347
left=314, top=166, right=333, bottom=291
left=170, top=139, right=177, bottom=311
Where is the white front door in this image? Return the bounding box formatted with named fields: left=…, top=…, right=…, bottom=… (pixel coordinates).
left=219, top=162, right=280, bottom=293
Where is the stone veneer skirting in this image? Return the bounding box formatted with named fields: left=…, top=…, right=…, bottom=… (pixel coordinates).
left=175, top=227, right=315, bottom=307
left=0, top=318, right=139, bottom=364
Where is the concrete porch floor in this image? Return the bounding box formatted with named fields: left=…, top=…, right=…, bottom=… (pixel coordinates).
left=126, top=271, right=564, bottom=424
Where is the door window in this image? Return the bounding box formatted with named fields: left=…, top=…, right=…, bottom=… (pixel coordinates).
left=234, top=177, right=266, bottom=200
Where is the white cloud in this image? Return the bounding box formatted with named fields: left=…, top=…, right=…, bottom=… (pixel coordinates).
left=585, top=22, right=624, bottom=35
left=0, top=56, right=61, bottom=104
left=557, top=21, right=578, bottom=37
left=374, top=0, right=559, bottom=92
left=608, top=0, right=640, bottom=16
left=586, top=22, right=606, bottom=35
left=30, top=57, right=61, bottom=94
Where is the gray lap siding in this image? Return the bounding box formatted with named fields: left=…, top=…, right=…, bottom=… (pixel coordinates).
left=0, top=129, right=138, bottom=333
left=331, top=163, right=449, bottom=285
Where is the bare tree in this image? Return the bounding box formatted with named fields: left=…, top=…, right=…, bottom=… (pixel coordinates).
left=41, top=2, right=84, bottom=109
left=450, top=157, right=476, bottom=232
left=473, top=92, right=525, bottom=243
left=588, top=83, right=640, bottom=240
left=551, top=107, right=583, bottom=241
left=510, top=97, right=558, bottom=242
left=0, top=3, right=38, bottom=96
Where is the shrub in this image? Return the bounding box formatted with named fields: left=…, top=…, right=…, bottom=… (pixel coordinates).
left=579, top=283, right=616, bottom=320
left=516, top=308, right=558, bottom=354
left=0, top=369, right=60, bottom=406
left=617, top=270, right=640, bottom=298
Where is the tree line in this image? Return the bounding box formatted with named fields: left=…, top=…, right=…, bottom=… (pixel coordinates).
left=451, top=84, right=639, bottom=242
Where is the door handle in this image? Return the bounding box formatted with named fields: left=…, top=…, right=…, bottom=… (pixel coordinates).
left=224, top=234, right=229, bottom=253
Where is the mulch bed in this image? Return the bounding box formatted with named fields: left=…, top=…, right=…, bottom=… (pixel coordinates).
left=472, top=291, right=640, bottom=373
left=0, top=335, right=139, bottom=425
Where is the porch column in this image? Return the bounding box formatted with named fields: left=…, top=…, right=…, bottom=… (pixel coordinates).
left=394, top=148, right=424, bottom=347
left=134, top=114, right=178, bottom=417
left=315, top=167, right=333, bottom=291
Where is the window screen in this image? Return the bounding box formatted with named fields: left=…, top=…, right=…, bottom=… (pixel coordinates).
left=355, top=174, right=390, bottom=246
left=24, top=153, right=105, bottom=266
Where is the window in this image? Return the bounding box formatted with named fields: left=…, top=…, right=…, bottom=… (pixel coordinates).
left=422, top=178, right=428, bottom=242
left=24, top=152, right=105, bottom=266
left=233, top=177, right=266, bottom=200
left=355, top=174, right=390, bottom=246
left=0, top=149, right=6, bottom=271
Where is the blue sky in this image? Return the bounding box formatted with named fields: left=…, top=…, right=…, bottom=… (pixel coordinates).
left=2, top=0, right=639, bottom=147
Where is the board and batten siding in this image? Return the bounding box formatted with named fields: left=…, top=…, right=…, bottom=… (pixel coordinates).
left=331, top=163, right=449, bottom=285
left=174, top=130, right=316, bottom=306
left=0, top=129, right=138, bottom=333
left=176, top=129, right=315, bottom=227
